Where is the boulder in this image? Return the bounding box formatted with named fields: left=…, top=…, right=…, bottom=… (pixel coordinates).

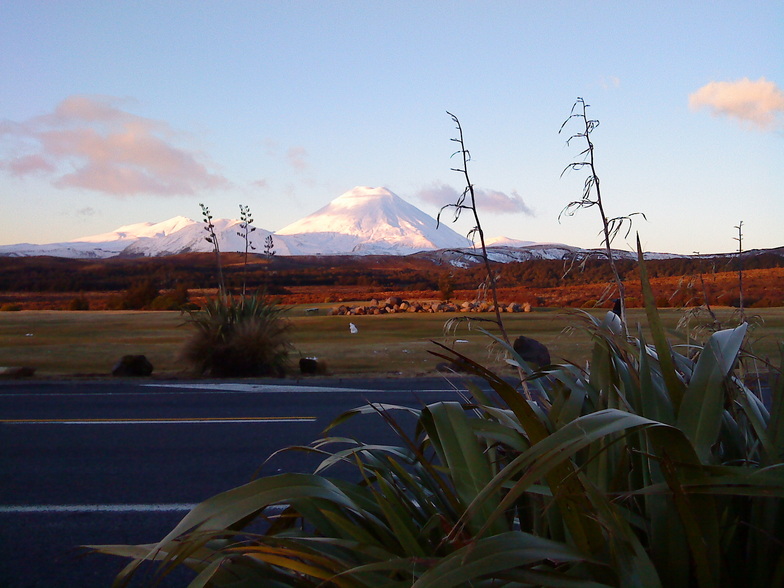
left=112, top=355, right=153, bottom=377
left=436, top=359, right=472, bottom=374
left=0, top=366, right=36, bottom=378
left=299, top=357, right=328, bottom=375
left=512, top=336, right=551, bottom=368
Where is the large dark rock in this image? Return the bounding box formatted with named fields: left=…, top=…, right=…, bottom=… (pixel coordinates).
left=112, top=355, right=153, bottom=377
left=0, top=366, right=36, bottom=378
left=299, top=357, right=328, bottom=375
left=512, top=336, right=551, bottom=368
left=435, top=359, right=472, bottom=374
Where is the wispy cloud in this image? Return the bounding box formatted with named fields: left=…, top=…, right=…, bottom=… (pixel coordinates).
left=263, top=140, right=310, bottom=173
left=286, top=146, right=309, bottom=171
left=416, top=183, right=534, bottom=216
left=689, top=77, right=784, bottom=130
left=599, top=76, right=621, bottom=90
left=0, top=95, right=230, bottom=195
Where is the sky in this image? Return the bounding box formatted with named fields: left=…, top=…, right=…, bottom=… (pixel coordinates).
left=1, top=1, right=782, bottom=255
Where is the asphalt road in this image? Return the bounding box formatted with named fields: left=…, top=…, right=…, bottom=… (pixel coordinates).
left=0, top=377, right=464, bottom=587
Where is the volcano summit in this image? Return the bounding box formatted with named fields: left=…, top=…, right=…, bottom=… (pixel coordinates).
left=275, top=186, right=470, bottom=255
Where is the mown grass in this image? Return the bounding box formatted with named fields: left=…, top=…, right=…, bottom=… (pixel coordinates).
left=1, top=306, right=782, bottom=377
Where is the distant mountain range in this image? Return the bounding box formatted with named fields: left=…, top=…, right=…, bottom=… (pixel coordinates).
left=1, top=186, right=780, bottom=263
left=0, top=187, right=471, bottom=259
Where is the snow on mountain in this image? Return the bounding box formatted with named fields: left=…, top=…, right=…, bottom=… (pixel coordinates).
left=417, top=242, right=686, bottom=268
left=0, top=186, right=700, bottom=260
left=0, top=216, right=200, bottom=259
left=416, top=243, right=583, bottom=267
left=76, top=216, right=195, bottom=243
left=0, top=241, right=128, bottom=259
left=121, top=218, right=289, bottom=257
left=485, top=236, right=539, bottom=248
left=275, top=186, right=471, bottom=255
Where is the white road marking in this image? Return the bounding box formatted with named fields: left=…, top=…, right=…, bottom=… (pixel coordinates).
left=0, top=503, right=197, bottom=513
left=1, top=416, right=316, bottom=425
left=0, top=504, right=288, bottom=514
left=0, top=383, right=459, bottom=398
left=145, top=383, right=377, bottom=393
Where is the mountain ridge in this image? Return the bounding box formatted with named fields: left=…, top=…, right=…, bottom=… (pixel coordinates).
left=1, top=186, right=780, bottom=262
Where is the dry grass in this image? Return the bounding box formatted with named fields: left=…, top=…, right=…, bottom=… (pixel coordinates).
left=1, top=306, right=781, bottom=378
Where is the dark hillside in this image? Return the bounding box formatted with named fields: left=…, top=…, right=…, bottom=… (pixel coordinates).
left=1, top=248, right=783, bottom=308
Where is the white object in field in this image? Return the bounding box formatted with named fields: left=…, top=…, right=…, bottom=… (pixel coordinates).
left=600, top=310, right=623, bottom=335
left=349, top=323, right=358, bottom=334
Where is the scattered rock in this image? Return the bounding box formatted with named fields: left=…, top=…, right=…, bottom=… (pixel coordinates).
left=512, top=336, right=551, bottom=368
left=112, top=355, right=153, bottom=377
left=329, top=298, right=533, bottom=316
left=436, top=358, right=472, bottom=373
left=0, top=366, right=36, bottom=378
left=299, top=357, right=328, bottom=375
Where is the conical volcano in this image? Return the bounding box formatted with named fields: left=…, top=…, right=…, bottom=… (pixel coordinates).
left=275, top=186, right=470, bottom=255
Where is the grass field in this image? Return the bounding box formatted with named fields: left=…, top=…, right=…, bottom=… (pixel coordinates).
left=1, top=305, right=781, bottom=378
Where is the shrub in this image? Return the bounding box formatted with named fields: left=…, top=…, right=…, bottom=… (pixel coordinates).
left=179, top=294, right=292, bottom=377
left=67, top=296, right=89, bottom=311
left=149, top=284, right=190, bottom=310
left=438, top=272, right=455, bottom=301
left=107, top=279, right=160, bottom=310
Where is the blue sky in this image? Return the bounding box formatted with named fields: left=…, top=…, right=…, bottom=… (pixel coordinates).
left=1, top=1, right=781, bottom=254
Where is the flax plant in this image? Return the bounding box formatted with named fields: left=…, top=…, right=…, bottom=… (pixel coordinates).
left=92, top=238, right=783, bottom=587
left=237, top=204, right=256, bottom=296
left=437, top=112, right=511, bottom=348
left=559, top=98, right=645, bottom=332
left=179, top=294, right=291, bottom=377
left=200, top=203, right=226, bottom=298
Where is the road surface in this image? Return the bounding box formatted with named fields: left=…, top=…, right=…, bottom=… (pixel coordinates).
left=0, top=377, right=464, bottom=587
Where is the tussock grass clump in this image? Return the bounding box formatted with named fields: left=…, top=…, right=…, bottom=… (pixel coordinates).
left=179, top=294, right=292, bottom=377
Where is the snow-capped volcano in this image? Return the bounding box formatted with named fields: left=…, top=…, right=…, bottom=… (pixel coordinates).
left=276, top=186, right=470, bottom=255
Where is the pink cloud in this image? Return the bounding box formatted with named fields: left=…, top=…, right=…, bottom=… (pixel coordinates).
left=5, top=154, right=56, bottom=176
left=286, top=146, right=309, bottom=171
left=0, top=95, right=230, bottom=195
left=417, top=184, right=461, bottom=207
left=481, top=189, right=534, bottom=215
left=689, top=77, right=784, bottom=130
left=416, top=183, right=534, bottom=215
